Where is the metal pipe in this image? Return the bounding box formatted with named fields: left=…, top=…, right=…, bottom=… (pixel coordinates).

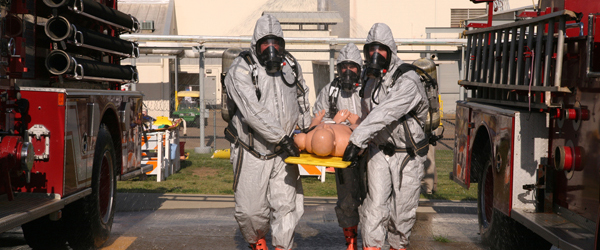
left=533, top=22, right=544, bottom=86
left=46, top=50, right=138, bottom=83
left=543, top=19, right=555, bottom=87
left=45, top=16, right=139, bottom=58
left=464, top=34, right=472, bottom=82
left=501, top=29, right=509, bottom=85
left=131, top=57, right=137, bottom=91
left=196, top=45, right=210, bottom=153
left=174, top=56, right=178, bottom=111
left=138, top=46, right=462, bottom=57
left=524, top=23, right=535, bottom=86
left=460, top=45, right=465, bottom=100
left=481, top=32, right=489, bottom=84
left=174, top=56, right=179, bottom=92
left=516, top=26, right=526, bottom=85
left=121, top=34, right=467, bottom=46
left=508, top=27, right=518, bottom=86
left=494, top=30, right=503, bottom=84
left=213, top=108, right=216, bottom=150
left=329, top=45, right=335, bottom=83
left=586, top=14, right=600, bottom=78
left=475, top=33, right=483, bottom=83
left=554, top=16, right=566, bottom=86
left=486, top=31, right=495, bottom=84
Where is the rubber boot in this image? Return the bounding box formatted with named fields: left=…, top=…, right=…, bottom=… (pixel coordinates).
left=343, top=226, right=358, bottom=250
left=249, top=238, right=268, bottom=250
left=363, top=247, right=381, bottom=250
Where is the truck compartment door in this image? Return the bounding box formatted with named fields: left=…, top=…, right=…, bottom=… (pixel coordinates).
left=453, top=102, right=471, bottom=189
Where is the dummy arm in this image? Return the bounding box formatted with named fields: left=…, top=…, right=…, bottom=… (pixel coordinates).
left=310, top=109, right=326, bottom=127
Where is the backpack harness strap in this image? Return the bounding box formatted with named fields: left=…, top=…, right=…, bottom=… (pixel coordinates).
left=327, top=78, right=341, bottom=118
left=385, top=64, right=431, bottom=157
left=225, top=125, right=283, bottom=160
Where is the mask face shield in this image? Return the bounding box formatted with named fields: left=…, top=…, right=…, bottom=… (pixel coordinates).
left=363, top=43, right=391, bottom=78
left=337, top=62, right=361, bottom=91
left=256, top=36, right=285, bottom=74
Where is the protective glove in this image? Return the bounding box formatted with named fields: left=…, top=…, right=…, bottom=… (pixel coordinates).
left=342, top=142, right=362, bottom=162
left=279, top=135, right=300, bottom=157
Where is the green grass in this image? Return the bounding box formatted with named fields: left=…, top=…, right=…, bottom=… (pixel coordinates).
left=433, top=235, right=453, bottom=243
left=118, top=152, right=235, bottom=195
left=118, top=149, right=477, bottom=201
left=420, top=150, right=478, bottom=201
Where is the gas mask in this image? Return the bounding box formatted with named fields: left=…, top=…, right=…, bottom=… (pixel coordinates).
left=256, top=36, right=285, bottom=74
left=363, top=42, right=391, bottom=78
left=337, top=62, right=361, bottom=91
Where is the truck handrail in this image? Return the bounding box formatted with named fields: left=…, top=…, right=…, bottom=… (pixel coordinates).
left=461, top=10, right=579, bottom=109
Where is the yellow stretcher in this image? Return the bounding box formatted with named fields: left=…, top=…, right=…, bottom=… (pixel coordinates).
left=284, top=153, right=351, bottom=168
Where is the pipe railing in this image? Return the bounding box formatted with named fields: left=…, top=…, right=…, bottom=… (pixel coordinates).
left=124, top=35, right=467, bottom=154
left=121, top=34, right=467, bottom=47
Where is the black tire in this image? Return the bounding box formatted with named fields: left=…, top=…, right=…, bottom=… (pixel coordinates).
left=477, top=156, right=551, bottom=250
left=21, top=215, right=67, bottom=249
left=193, top=116, right=200, bottom=128
left=65, top=124, right=117, bottom=249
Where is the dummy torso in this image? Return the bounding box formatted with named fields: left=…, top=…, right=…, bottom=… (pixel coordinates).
left=295, top=109, right=359, bottom=157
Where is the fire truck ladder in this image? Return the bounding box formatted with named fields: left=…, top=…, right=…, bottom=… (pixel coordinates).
left=461, top=10, right=579, bottom=109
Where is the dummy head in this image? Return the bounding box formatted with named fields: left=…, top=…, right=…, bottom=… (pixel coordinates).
left=311, top=125, right=336, bottom=156
left=294, top=133, right=306, bottom=151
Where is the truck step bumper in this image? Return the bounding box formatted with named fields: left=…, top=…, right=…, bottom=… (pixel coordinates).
left=0, top=188, right=91, bottom=234
left=0, top=193, right=62, bottom=233
left=118, top=164, right=154, bottom=181
left=512, top=208, right=595, bottom=250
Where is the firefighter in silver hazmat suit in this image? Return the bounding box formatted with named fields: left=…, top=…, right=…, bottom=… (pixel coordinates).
left=342, top=23, right=429, bottom=250
left=224, top=14, right=312, bottom=250
left=312, top=43, right=364, bottom=250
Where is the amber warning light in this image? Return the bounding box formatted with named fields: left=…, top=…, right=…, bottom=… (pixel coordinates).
left=58, top=93, right=65, bottom=106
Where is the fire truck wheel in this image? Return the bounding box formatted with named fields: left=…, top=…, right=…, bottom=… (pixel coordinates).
left=477, top=157, right=551, bottom=250
left=65, top=124, right=117, bottom=249
left=21, top=215, right=67, bottom=249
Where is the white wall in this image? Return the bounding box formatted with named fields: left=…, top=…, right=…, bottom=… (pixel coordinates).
left=133, top=0, right=537, bottom=115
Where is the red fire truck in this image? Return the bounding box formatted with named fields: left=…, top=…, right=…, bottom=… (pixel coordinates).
left=0, top=0, right=150, bottom=248
left=453, top=0, right=600, bottom=249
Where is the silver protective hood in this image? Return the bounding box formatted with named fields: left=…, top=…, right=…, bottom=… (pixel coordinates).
left=365, top=23, right=400, bottom=69
left=366, top=23, right=397, bottom=58
left=336, top=43, right=362, bottom=66
left=251, top=14, right=284, bottom=58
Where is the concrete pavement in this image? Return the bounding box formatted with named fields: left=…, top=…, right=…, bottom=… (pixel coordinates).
left=0, top=193, right=485, bottom=250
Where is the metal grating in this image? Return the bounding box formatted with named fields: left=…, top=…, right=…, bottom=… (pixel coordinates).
left=451, top=8, right=487, bottom=28
left=141, top=20, right=155, bottom=31
left=460, top=10, right=578, bottom=109
left=512, top=208, right=595, bottom=250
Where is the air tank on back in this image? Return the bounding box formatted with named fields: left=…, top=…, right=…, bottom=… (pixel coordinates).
left=412, top=57, right=440, bottom=132
left=221, top=47, right=243, bottom=122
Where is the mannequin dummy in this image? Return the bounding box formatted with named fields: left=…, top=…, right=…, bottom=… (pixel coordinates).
left=294, top=109, right=360, bottom=157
